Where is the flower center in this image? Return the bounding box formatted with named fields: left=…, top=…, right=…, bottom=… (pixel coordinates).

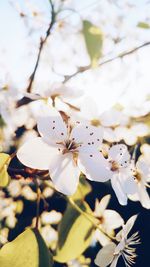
left=110, top=161, right=120, bottom=171
left=61, top=139, right=81, bottom=155
left=91, top=119, right=101, bottom=127
left=134, top=171, right=142, bottom=182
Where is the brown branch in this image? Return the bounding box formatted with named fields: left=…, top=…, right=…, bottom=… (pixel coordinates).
left=26, top=0, right=55, bottom=93
left=63, top=41, right=150, bottom=83
left=16, top=41, right=150, bottom=107
left=8, top=167, right=49, bottom=180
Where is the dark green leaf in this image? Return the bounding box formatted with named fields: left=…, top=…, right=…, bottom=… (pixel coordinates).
left=54, top=201, right=94, bottom=263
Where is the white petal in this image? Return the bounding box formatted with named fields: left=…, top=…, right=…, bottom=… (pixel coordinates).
left=133, top=182, right=150, bottom=209
left=17, top=137, right=57, bottom=170
left=138, top=182, right=150, bottom=209
left=123, top=214, right=138, bottom=236
left=95, top=195, right=111, bottom=217
left=104, top=210, right=124, bottom=229
left=100, top=109, right=122, bottom=127
left=52, top=84, right=83, bottom=99
left=49, top=153, right=80, bottom=195
left=136, top=160, right=150, bottom=180
left=94, top=229, right=111, bottom=246
left=121, top=174, right=137, bottom=195
left=37, top=113, right=67, bottom=144
left=95, top=243, right=116, bottom=267
left=24, top=92, right=41, bottom=100
left=110, top=256, right=119, bottom=267
left=109, top=144, right=130, bottom=167
left=80, top=97, right=99, bottom=120
left=111, top=171, right=137, bottom=205
left=103, top=128, right=116, bottom=142
left=111, top=174, right=128, bottom=205
left=78, top=152, right=112, bottom=182
left=71, top=124, right=103, bottom=151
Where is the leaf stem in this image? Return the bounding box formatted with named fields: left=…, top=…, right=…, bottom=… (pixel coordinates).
left=44, top=180, right=116, bottom=241
left=67, top=197, right=116, bottom=241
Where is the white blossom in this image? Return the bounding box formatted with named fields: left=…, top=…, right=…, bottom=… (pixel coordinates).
left=17, top=110, right=110, bottom=195
left=95, top=215, right=140, bottom=267
left=94, top=195, right=124, bottom=246
left=103, top=144, right=137, bottom=205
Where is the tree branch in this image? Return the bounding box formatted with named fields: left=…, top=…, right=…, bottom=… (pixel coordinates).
left=16, top=41, right=150, bottom=107
left=8, top=167, right=49, bottom=180
left=26, top=0, right=55, bottom=93
left=63, top=41, right=150, bottom=83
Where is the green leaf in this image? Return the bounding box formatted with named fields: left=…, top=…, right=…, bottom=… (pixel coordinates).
left=0, top=228, right=53, bottom=267
left=72, top=175, right=92, bottom=200
left=83, top=20, right=103, bottom=67
left=54, top=201, right=94, bottom=263
left=0, top=153, right=11, bottom=188
left=137, top=22, right=150, bottom=29
left=0, top=115, right=6, bottom=127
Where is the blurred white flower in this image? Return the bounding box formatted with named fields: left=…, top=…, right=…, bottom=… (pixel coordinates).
left=21, top=185, right=37, bottom=201
left=7, top=180, right=22, bottom=198
left=114, top=123, right=149, bottom=146
left=95, top=215, right=140, bottom=267
left=40, top=225, right=58, bottom=249
left=0, top=228, right=9, bottom=246
left=17, top=110, right=111, bottom=195
left=25, top=82, right=83, bottom=109
left=0, top=193, right=21, bottom=229
left=140, top=144, right=150, bottom=163
left=94, top=195, right=124, bottom=246
left=68, top=255, right=91, bottom=267
left=41, top=210, right=62, bottom=225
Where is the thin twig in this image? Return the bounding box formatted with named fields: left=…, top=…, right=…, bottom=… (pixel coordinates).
left=26, top=0, right=55, bottom=93
left=35, top=179, right=41, bottom=229
left=63, top=41, right=150, bottom=83
left=8, top=167, right=49, bottom=179
left=67, top=197, right=116, bottom=241
left=44, top=181, right=116, bottom=241
left=16, top=41, right=150, bottom=107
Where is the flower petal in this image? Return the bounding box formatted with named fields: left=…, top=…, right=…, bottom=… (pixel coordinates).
left=110, top=255, right=120, bottom=267
left=71, top=124, right=103, bottom=151
left=37, top=112, right=67, bottom=144
left=104, top=210, right=124, bottom=229
left=94, top=229, right=111, bottom=246
left=95, top=243, right=116, bottom=267
left=136, top=160, right=150, bottom=180
left=109, top=144, right=130, bottom=167
left=121, top=174, right=137, bottom=195
left=123, top=214, right=138, bottom=236
left=100, top=109, right=122, bottom=127
left=111, top=170, right=137, bottom=205
left=49, top=153, right=80, bottom=195
left=111, top=174, right=128, bottom=205
left=78, top=152, right=112, bottom=182
left=138, top=182, right=150, bottom=209
left=17, top=137, right=57, bottom=170
left=94, top=195, right=111, bottom=217
left=130, top=182, right=150, bottom=209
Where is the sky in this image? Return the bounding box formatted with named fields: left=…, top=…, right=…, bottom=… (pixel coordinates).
left=0, top=0, right=150, bottom=114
